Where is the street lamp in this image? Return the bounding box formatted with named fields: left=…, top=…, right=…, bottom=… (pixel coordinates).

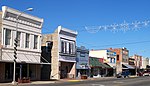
left=12, top=7, right=33, bottom=85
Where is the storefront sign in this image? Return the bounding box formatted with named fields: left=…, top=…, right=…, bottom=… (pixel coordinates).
left=59, top=56, right=76, bottom=62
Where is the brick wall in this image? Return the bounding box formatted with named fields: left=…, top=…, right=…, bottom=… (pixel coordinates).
left=51, top=33, right=59, bottom=79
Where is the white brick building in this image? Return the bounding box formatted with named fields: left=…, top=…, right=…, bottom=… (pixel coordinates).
left=0, top=6, right=43, bottom=82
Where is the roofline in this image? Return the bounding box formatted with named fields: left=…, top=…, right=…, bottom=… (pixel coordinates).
left=2, top=6, right=43, bottom=22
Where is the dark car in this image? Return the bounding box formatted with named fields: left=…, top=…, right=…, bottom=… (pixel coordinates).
left=116, top=73, right=122, bottom=78
left=116, top=71, right=130, bottom=78
left=137, top=72, right=143, bottom=76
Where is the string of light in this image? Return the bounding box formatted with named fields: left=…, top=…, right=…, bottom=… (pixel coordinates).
left=85, top=20, right=150, bottom=33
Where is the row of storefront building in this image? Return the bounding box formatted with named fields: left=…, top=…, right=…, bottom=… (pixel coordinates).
left=0, top=6, right=150, bottom=82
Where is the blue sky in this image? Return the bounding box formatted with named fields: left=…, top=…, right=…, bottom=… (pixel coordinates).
left=1, top=0, right=150, bottom=57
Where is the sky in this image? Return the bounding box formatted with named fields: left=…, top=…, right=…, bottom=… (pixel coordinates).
left=1, top=0, right=150, bottom=57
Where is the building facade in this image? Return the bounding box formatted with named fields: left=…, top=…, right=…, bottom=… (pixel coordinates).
left=0, top=6, right=43, bottom=82
left=109, top=47, right=132, bottom=74
left=141, top=57, right=149, bottom=69
left=42, top=26, right=77, bottom=80
left=130, top=54, right=142, bottom=69
left=89, top=49, right=116, bottom=67
left=89, top=49, right=116, bottom=76
left=76, top=46, right=89, bottom=78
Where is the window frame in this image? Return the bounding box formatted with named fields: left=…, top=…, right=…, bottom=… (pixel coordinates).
left=34, top=35, right=38, bottom=49
left=25, top=33, right=30, bottom=48
left=5, top=29, right=11, bottom=45
left=17, top=31, right=21, bottom=47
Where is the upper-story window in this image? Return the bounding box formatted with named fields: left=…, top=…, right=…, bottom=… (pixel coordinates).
left=110, top=58, right=112, bottom=63
left=61, top=41, right=64, bottom=53
left=25, top=33, right=30, bottom=48
left=61, top=40, right=75, bottom=54
left=46, top=41, right=52, bottom=53
left=17, top=31, right=21, bottom=47
left=114, top=58, right=116, bottom=63
left=117, top=55, right=119, bottom=61
left=34, top=35, right=38, bottom=49
left=5, top=29, right=11, bottom=45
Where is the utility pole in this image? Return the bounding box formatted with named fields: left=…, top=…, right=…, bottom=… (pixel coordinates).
left=12, top=7, right=33, bottom=85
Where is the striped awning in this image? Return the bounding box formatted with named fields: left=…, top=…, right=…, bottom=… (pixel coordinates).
left=122, top=64, right=135, bottom=69
left=1, top=52, right=41, bottom=64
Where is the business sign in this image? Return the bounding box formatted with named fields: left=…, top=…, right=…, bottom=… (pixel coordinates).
left=76, top=55, right=89, bottom=69
left=59, top=56, right=76, bottom=62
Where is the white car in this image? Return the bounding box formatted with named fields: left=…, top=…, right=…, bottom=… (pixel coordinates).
left=143, top=72, right=150, bottom=76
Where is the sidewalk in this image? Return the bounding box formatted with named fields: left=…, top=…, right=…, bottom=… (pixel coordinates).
left=0, top=77, right=120, bottom=86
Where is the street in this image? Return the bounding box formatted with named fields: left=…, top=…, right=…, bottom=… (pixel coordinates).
left=21, top=76, right=150, bottom=86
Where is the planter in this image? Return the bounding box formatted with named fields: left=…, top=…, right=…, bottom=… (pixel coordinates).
left=18, top=77, right=30, bottom=83
left=81, top=75, right=87, bottom=79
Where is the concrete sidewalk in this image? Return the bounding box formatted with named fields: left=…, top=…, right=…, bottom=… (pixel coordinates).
left=0, top=76, right=137, bottom=86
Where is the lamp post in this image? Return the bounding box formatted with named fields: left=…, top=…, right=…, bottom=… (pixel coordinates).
left=12, top=8, right=33, bottom=85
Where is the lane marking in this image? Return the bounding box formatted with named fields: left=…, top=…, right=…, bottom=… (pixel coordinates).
left=113, top=81, right=124, bottom=83
left=91, top=84, right=105, bottom=86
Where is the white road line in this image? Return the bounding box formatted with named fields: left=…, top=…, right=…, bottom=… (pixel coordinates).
left=91, top=84, right=105, bottom=86
left=113, top=81, right=124, bottom=83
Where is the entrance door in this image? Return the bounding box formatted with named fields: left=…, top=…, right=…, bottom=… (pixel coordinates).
left=60, top=62, right=74, bottom=79
left=16, top=64, right=27, bottom=80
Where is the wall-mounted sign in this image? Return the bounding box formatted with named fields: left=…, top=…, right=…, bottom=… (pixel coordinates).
left=59, top=56, right=76, bottom=62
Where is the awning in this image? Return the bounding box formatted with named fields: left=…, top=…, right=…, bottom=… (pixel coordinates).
left=1, top=52, right=50, bottom=65
left=122, top=64, right=135, bottom=69
left=106, top=63, right=116, bottom=68
left=90, top=58, right=112, bottom=68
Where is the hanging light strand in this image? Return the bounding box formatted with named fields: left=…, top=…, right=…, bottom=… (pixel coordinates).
left=85, top=20, right=150, bottom=33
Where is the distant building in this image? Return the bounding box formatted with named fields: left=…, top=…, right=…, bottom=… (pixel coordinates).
left=42, top=26, right=77, bottom=80
left=109, top=47, right=134, bottom=74
left=0, top=6, right=43, bottom=82
left=128, top=57, right=135, bottom=75
left=130, top=54, right=142, bottom=74
left=130, top=54, right=142, bottom=69
left=89, top=49, right=116, bottom=68
left=89, top=57, right=111, bottom=77
left=141, top=57, right=149, bottom=69
left=76, top=46, right=89, bottom=78
left=89, top=49, right=116, bottom=76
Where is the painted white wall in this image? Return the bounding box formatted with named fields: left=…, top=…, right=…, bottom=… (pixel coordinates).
left=1, top=6, right=43, bottom=63
left=89, top=50, right=107, bottom=59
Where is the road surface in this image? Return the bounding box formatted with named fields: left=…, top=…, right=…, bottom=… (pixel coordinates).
left=22, top=76, right=150, bottom=86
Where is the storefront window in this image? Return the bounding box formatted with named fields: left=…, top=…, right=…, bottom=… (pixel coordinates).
left=5, top=63, right=13, bottom=79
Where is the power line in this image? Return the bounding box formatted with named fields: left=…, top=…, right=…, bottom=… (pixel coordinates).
left=77, top=40, right=150, bottom=48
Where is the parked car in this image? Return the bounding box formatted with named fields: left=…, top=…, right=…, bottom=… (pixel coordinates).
left=116, top=71, right=130, bottom=78
left=137, top=72, right=143, bottom=76
left=142, top=71, right=150, bottom=76
left=116, top=73, right=122, bottom=78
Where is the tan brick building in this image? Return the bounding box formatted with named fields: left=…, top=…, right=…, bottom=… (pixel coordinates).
left=42, top=26, right=77, bottom=80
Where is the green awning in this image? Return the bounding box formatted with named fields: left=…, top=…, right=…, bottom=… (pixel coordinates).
left=102, top=63, right=112, bottom=68
left=90, top=58, right=112, bottom=68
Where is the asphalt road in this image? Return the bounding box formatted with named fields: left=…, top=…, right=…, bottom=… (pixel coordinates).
left=22, top=76, right=150, bottom=86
